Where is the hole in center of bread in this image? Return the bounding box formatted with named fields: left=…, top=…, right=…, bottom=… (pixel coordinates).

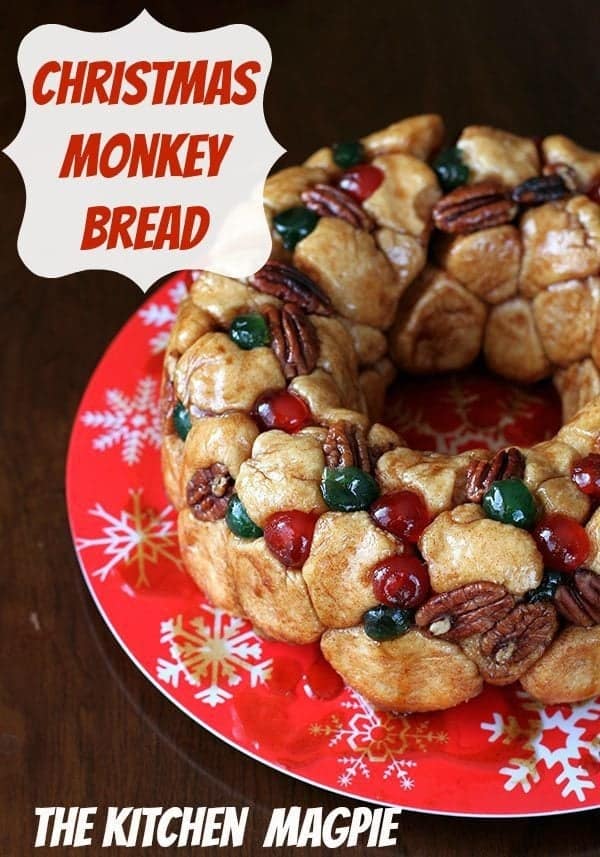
left=382, top=362, right=561, bottom=456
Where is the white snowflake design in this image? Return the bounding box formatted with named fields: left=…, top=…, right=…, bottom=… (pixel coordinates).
left=138, top=277, right=188, bottom=354
left=481, top=691, right=600, bottom=801
left=392, top=378, right=551, bottom=455
left=310, top=690, right=447, bottom=790
left=80, top=376, right=162, bottom=465
left=75, top=489, right=182, bottom=586
left=156, top=607, right=272, bottom=707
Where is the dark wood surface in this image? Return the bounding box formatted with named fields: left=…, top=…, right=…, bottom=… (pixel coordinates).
left=2, top=1, right=600, bottom=854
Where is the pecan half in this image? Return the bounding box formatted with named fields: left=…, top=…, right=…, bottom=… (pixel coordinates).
left=323, top=420, right=371, bottom=472
left=554, top=568, right=600, bottom=626
left=476, top=601, right=558, bottom=681
left=262, top=303, right=319, bottom=380
left=512, top=173, right=570, bottom=205
left=186, top=463, right=234, bottom=521
left=249, top=261, right=332, bottom=316
left=414, top=581, right=516, bottom=641
left=465, top=447, right=525, bottom=503
left=433, top=181, right=518, bottom=234
left=301, top=184, right=375, bottom=232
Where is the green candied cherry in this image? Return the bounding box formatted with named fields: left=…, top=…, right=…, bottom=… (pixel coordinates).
left=482, top=478, right=537, bottom=530
left=321, top=466, right=380, bottom=512
left=172, top=401, right=192, bottom=440
left=432, top=146, right=470, bottom=192
left=363, top=605, right=412, bottom=642
left=527, top=570, right=565, bottom=603
left=225, top=494, right=263, bottom=539
left=273, top=207, right=319, bottom=250
left=332, top=140, right=365, bottom=169
left=229, top=313, right=271, bottom=350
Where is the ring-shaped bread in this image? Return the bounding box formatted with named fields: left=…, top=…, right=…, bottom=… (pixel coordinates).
left=161, top=115, right=600, bottom=712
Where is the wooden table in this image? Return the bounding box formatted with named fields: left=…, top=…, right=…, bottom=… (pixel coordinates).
left=2, top=1, right=599, bottom=853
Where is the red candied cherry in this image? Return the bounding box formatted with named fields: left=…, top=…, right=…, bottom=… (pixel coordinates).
left=264, top=510, right=319, bottom=568
left=338, top=164, right=384, bottom=202
left=370, top=490, right=430, bottom=543
left=533, top=513, right=590, bottom=573
left=254, top=390, right=312, bottom=433
left=572, top=453, right=600, bottom=497
left=372, top=555, right=430, bottom=609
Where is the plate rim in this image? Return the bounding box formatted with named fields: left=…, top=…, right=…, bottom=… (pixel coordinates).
left=65, top=276, right=600, bottom=819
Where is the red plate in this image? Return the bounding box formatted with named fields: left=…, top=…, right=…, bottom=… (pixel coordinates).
left=66, top=273, right=600, bottom=817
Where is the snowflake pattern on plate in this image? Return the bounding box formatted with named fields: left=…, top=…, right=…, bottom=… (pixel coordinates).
left=481, top=692, right=600, bottom=802
left=67, top=272, right=600, bottom=815
left=386, top=373, right=561, bottom=454
left=157, top=607, right=272, bottom=707
left=75, top=489, right=182, bottom=586
left=138, top=275, right=189, bottom=354
left=80, top=376, right=162, bottom=465
left=310, top=690, right=447, bottom=790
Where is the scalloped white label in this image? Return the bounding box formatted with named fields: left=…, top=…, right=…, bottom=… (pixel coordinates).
left=4, top=11, right=285, bottom=290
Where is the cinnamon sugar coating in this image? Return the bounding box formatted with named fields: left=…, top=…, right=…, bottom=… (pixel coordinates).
left=162, top=116, right=600, bottom=712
